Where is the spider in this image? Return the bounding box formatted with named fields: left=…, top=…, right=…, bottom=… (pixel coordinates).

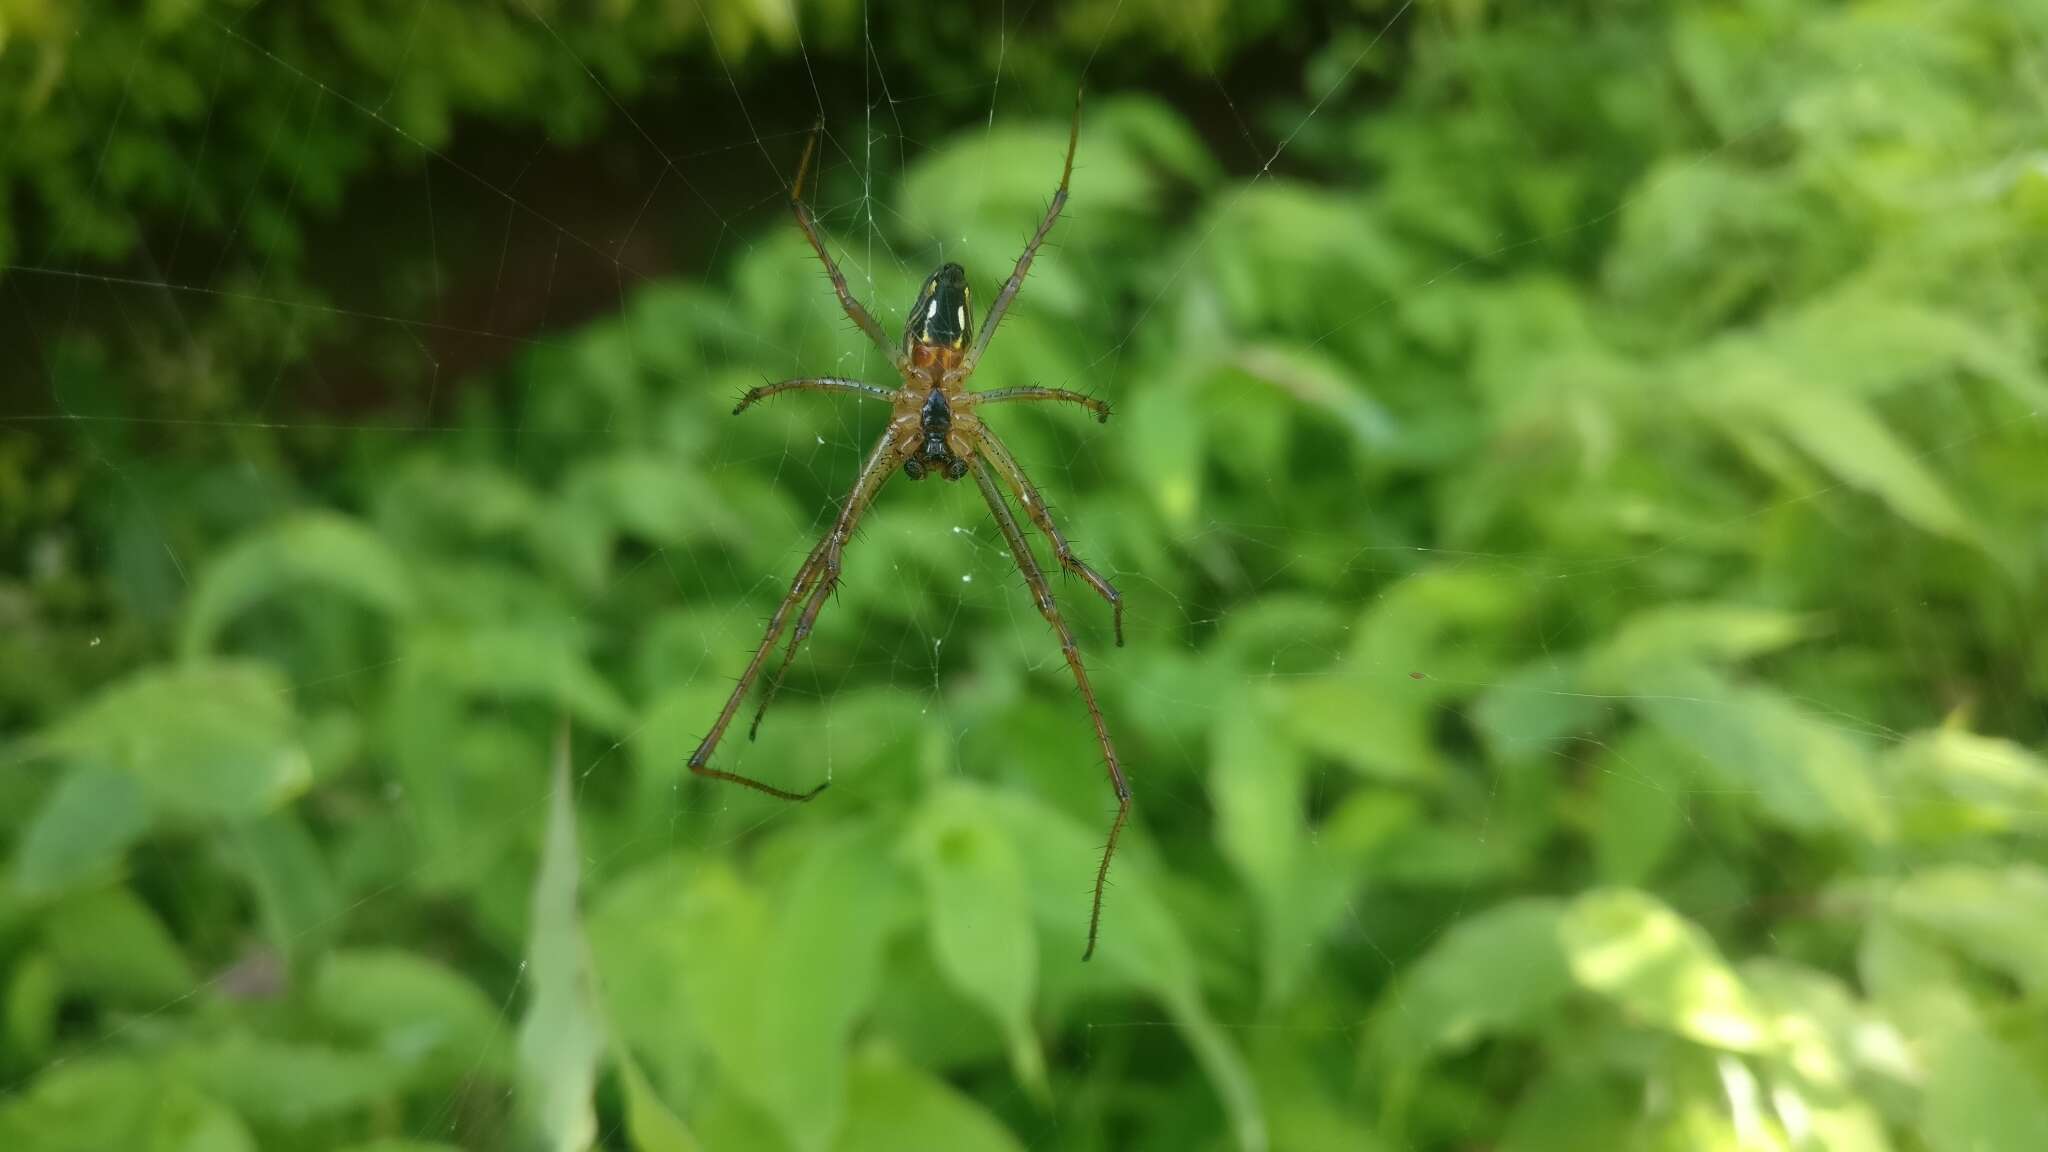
left=688, top=93, right=1129, bottom=960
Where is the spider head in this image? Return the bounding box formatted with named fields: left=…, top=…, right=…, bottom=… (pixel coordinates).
left=904, top=262, right=973, bottom=359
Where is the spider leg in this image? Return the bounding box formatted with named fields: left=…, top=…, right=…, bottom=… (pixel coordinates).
left=973, top=427, right=1123, bottom=646
left=965, top=386, right=1111, bottom=423
left=689, top=424, right=909, bottom=798
left=968, top=453, right=1128, bottom=960
left=734, top=377, right=901, bottom=415
left=747, top=556, right=835, bottom=741
left=792, top=121, right=900, bottom=363
left=960, top=90, right=1082, bottom=377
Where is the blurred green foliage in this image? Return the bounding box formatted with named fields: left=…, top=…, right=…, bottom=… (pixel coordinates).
left=6, top=0, right=2048, bottom=1150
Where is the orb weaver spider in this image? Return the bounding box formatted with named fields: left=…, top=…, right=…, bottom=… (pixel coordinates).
left=688, top=92, right=1129, bottom=959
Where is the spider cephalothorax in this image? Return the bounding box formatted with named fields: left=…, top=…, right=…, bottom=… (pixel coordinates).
left=698, top=92, right=1131, bottom=959
left=903, top=385, right=968, bottom=481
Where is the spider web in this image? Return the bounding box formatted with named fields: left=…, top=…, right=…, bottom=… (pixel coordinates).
left=4, top=1, right=2044, bottom=1149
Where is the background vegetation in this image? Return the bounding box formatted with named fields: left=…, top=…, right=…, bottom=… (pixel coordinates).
left=5, top=0, right=2048, bottom=1149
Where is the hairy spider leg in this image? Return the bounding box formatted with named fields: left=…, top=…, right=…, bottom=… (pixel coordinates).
left=966, top=385, right=1111, bottom=422
left=972, top=426, right=1123, bottom=646
left=688, top=424, right=909, bottom=798
left=791, top=120, right=899, bottom=364
left=747, top=544, right=837, bottom=741
left=969, top=454, right=1129, bottom=960
left=959, top=89, right=1083, bottom=377
left=733, top=376, right=900, bottom=415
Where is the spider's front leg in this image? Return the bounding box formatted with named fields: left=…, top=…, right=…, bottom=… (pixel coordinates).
left=688, top=423, right=909, bottom=799
left=790, top=120, right=900, bottom=366
left=733, top=377, right=899, bottom=415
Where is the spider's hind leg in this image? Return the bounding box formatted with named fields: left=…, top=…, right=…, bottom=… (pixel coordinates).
left=967, top=454, right=1129, bottom=959
left=687, top=426, right=908, bottom=796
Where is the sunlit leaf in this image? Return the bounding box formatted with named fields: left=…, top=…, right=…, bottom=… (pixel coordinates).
left=1888, top=865, right=2048, bottom=996
left=1921, top=1027, right=2048, bottom=1152
left=1560, top=889, right=1767, bottom=1052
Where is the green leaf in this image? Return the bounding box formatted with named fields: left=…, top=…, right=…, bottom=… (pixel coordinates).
left=1594, top=603, right=1813, bottom=669
left=1890, top=729, right=2048, bottom=836
left=0, top=1059, right=255, bottom=1152
left=587, top=856, right=704, bottom=1108
left=1622, top=662, right=1888, bottom=837
left=516, top=724, right=606, bottom=1152
left=169, top=1034, right=405, bottom=1125
left=617, top=1046, right=701, bottom=1152
left=589, top=852, right=708, bottom=1106
left=1591, top=731, right=1686, bottom=886
left=685, top=826, right=907, bottom=1152
left=1370, top=898, right=1571, bottom=1063
left=405, top=627, right=633, bottom=732
left=906, top=787, right=1045, bottom=1098
left=1231, top=343, right=1397, bottom=451
left=987, top=790, right=1268, bottom=1152
left=30, top=662, right=310, bottom=821
left=1211, top=707, right=1350, bottom=1004
left=1126, top=375, right=1205, bottom=532
left=41, top=886, right=195, bottom=1005
left=233, top=812, right=339, bottom=964
left=1560, top=889, right=1767, bottom=1052
left=833, top=1050, right=1025, bottom=1152
left=1279, top=676, right=1439, bottom=782
left=1470, top=661, right=1608, bottom=761
left=181, top=512, right=415, bottom=657
left=1921, top=1026, right=2048, bottom=1152
left=6, top=952, right=61, bottom=1064
left=1756, top=389, right=1974, bottom=542
left=1889, top=865, right=2048, bottom=996
left=11, top=764, right=152, bottom=897
left=1500, top=1070, right=1632, bottom=1152
left=314, top=949, right=510, bottom=1082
